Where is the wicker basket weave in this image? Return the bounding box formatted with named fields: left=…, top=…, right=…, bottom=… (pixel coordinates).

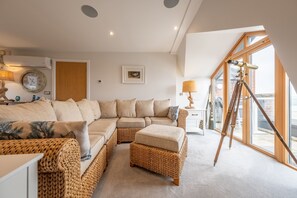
left=130, top=137, right=188, bottom=186
left=117, top=128, right=142, bottom=143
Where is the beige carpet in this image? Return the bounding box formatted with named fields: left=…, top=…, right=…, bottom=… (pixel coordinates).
left=92, top=130, right=297, bottom=198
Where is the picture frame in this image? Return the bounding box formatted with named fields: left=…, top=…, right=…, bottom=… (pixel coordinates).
left=122, top=65, right=145, bottom=84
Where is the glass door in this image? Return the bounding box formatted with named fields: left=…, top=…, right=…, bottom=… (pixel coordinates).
left=249, top=45, right=275, bottom=154
left=213, top=69, right=224, bottom=131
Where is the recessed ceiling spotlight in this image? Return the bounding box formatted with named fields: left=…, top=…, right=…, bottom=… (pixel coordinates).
left=164, top=0, right=179, bottom=8
left=174, top=26, right=179, bottom=31
left=109, top=31, right=114, bottom=36
left=81, top=5, right=98, bottom=18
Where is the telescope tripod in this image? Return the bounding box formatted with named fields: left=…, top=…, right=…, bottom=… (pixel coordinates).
left=213, top=64, right=297, bottom=166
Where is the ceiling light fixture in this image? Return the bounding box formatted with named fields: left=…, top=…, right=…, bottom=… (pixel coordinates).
left=81, top=5, right=98, bottom=18
left=174, top=26, right=179, bottom=31
left=109, top=31, right=114, bottom=36
left=164, top=0, right=179, bottom=8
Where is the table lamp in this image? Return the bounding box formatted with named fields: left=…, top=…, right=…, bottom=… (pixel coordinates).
left=182, top=80, right=197, bottom=109
left=0, top=69, right=14, bottom=101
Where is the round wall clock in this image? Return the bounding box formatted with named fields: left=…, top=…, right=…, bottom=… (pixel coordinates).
left=21, top=70, right=47, bottom=93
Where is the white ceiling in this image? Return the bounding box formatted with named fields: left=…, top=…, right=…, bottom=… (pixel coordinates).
left=0, top=0, right=203, bottom=53
left=184, top=26, right=265, bottom=78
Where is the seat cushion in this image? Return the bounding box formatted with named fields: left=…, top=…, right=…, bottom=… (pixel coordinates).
left=135, top=124, right=185, bottom=152
left=0, top=100, right=57, bottom=121
left=136, top=99, right=154, bottom=118
left=117, top=99, right=136, bottom=118
left=154, top=99, right=170, bottom=117
left=99, top=100, right=117, bottom=118
left=80, top=134, right=105, bottom=176
left=116, top=117, right=145, bottom=128
left=150, top=117, right=177, bottom=127
left=76, top=99, right=94, bottom=125
left=52, top=98, right=83, bottom=121
left=88, top=118, right=118, bottom=140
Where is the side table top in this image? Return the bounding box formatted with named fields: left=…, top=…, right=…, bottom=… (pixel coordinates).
left=0, top=153, right=43, bottom=183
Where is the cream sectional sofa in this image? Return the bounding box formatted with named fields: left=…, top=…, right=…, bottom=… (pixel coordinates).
left=0, top=98, right=188, bottom=198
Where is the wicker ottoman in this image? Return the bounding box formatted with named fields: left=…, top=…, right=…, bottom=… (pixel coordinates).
left=130, top=124, right=187, bottom=186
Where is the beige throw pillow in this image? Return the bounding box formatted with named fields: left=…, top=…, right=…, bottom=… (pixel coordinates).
left=0, top=100, right=57, bottom=121
left=99, top=100, right=117, bottom=118
left=89, top=100, right=101, bottom=119
left=52, top=98, right=83, bottom=121
left=154, top=99, right=171, bottom=117
left=0, top=121, right=91, bottom=161
left=117, top=99, right=136, bottom=118
left=136, top=99, right=154, bottom=118
left=76, top=99, right=94, bottom=125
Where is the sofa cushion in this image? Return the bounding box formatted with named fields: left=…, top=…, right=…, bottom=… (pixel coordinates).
left=52, top=98, right=83, bottom=121
left=88, top=118, right=118, bottom=140
left=167, top=106, right=179, bottom=121
left=99, top=100, right=117, bottom=118
left=136, top=99, right=154, bottom=118
left=144, top=117, right=151, bottom=127
left=80, top=134, right=105, bottom=176
left=150, top=117, right=177, bottom=127
left=0, top=121, right=91, bottom=160
left=89, top=100, right=101, bottom=120
left=154, top=99, right=170, bottom=117
left=116, top=117, right=145, bottom=128
left=76, top=99, right=94, bottom=125
left=135, top=124, right=185, bottom=152
left=0, top=100, right=57, bottom=121
left=117, top=98, right=136, bottom=118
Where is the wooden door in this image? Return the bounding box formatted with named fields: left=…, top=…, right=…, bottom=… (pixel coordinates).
left=55, top=61, right=87, bottom=101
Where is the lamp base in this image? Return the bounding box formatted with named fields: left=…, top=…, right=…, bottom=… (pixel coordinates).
left=185, top=106, right=195, bottom=109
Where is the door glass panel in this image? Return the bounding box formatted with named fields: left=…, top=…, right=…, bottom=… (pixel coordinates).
left=213, top=70, right=224, bottom=131
left=289, top=82, right=297, bottom=166
left=228, top=58, right=243, bottom=139
left=250, top=45, right=275, bottom=154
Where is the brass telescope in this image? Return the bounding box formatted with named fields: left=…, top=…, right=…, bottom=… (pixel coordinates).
left=227, top=59, right=258, bottom=70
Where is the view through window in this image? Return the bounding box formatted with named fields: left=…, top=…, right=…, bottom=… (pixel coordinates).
left=213, top=70, right=224, bottom=131
left=289, top=82, right=297, bottom=167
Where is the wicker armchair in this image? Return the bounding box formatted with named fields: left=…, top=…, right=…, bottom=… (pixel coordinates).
left=0, top=138, right=88, bottom=198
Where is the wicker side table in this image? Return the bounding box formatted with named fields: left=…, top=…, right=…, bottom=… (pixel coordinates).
left=130, top=136, right=187, bottom=186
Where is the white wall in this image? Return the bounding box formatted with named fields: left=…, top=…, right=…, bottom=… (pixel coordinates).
left=184, top=0, right=297, bottom=90
left=8, top=51, right=178, bottom=104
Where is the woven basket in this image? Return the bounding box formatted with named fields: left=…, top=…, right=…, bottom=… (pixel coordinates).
left=117, top=128, right=143, bottom=143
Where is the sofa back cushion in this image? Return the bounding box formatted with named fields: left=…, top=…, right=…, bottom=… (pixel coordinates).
left=0, top=121, right=91, bottom=160
left=117, top=98, right=136, bottom=118
left=76, top=99, right=94, bottom=125
left=136, top=99, right=154, bottom=118
left=0, top=100, right=57, bottom=121
left=52, top=99, right=84, bottom=121
left=99, top=100, right=117, bottom=118
left=89, top=100, right=101, bottom=120
left=154, top=99, right=170, bottom=117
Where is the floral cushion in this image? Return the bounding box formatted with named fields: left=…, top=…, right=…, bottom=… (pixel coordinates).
left=0, top=121, right=91, bottom=161
left=167, top=106, right=179, bottom=121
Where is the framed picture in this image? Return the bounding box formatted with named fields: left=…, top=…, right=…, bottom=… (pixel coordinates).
left=122, top=65, right=145, bottom=84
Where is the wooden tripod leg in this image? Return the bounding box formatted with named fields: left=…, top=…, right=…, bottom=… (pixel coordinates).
left=229, top=83, right=243, bottom=149
left=214, top=82, right=241, bottom=166
left=243, top=81, right=297, bottom=165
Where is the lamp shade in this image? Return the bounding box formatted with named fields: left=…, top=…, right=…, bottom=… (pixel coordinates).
left=0, top=70, right=14, bottom=81
left=182, top=80, right=197, bottom=92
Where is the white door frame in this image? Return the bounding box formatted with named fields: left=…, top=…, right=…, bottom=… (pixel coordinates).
left=52, top=59, right=91, bottom=100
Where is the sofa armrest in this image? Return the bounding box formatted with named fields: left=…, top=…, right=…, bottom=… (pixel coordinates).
left=0, top=138, right=81, bottom=173
left=177, top=109, right=188, bottom=131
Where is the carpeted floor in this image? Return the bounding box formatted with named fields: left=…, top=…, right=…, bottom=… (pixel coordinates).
left=92, top=130, right=297, bottom=198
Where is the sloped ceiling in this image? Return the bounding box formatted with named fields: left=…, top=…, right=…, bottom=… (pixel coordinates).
left=0, top=0, right=203, bottom=53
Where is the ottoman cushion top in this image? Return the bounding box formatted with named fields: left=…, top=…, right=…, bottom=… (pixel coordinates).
left=135, top=124, right=185, bottom=152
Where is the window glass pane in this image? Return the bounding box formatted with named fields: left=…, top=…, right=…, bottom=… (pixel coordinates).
left=248, top=35, right=267, bottom=45
left=289, top=82, right=297, bottom=167
left=233, top=41, right=244, bottom=54
left=250, top=45, right=275, bottom=154
left=213, top=70, right=224, bottom=131
left=228, top=58, right=243, bottom=139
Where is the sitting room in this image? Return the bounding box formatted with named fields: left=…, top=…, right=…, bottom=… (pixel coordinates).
left=0, top=0, right=297, bottom=198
